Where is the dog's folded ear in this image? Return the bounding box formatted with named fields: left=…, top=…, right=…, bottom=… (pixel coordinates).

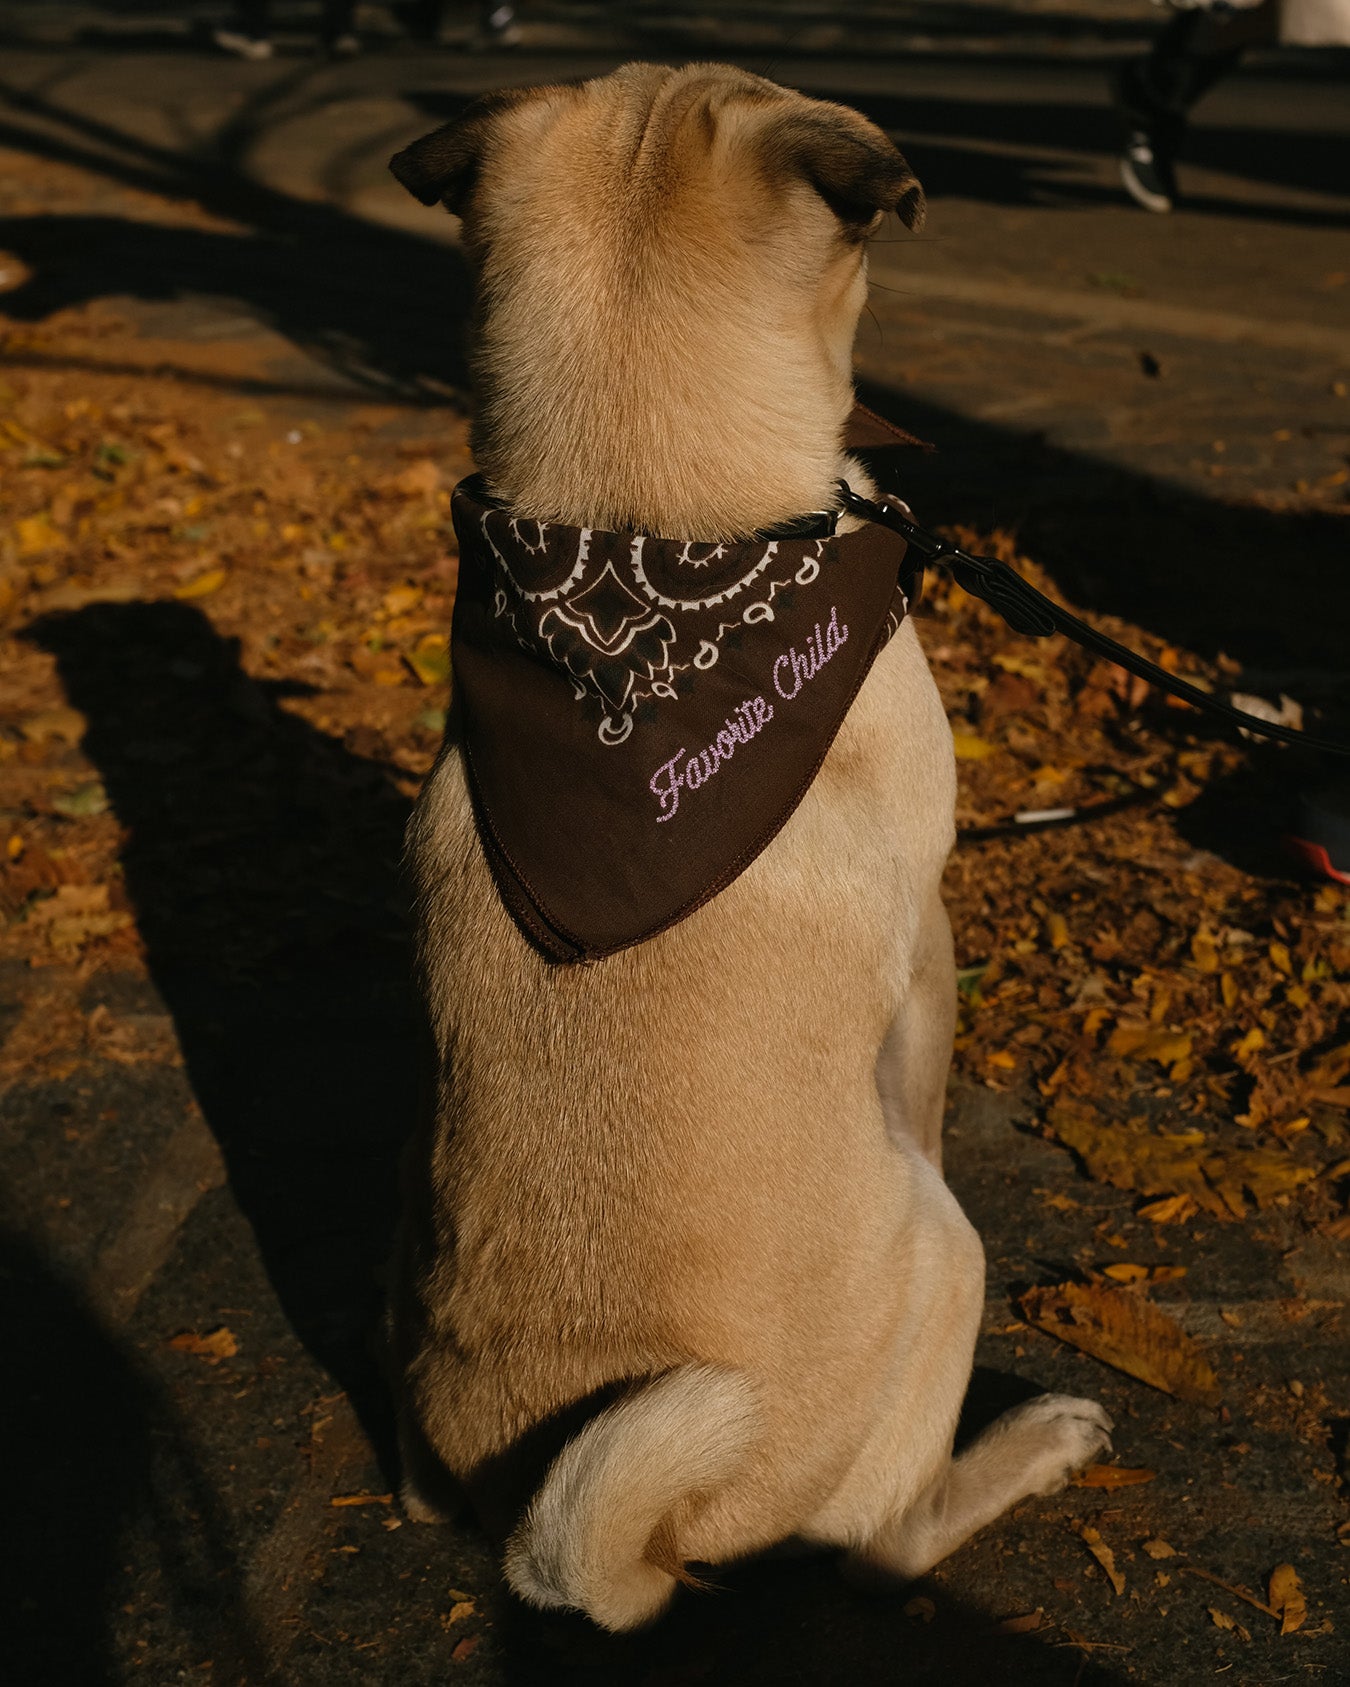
left=763, top=107, right=925, bottom=234
left=390, top=89, right=537, bottom=213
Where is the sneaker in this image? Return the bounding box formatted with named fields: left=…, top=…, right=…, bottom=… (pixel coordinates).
left=211, top=26, right=274, bottom=60
left=1120, top=128, right=1178, bottom=214
left=1287, top=780, right=1350, bottom=887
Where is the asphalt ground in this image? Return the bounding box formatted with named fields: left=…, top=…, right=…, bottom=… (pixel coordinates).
left=1, top=6, right=1348, bottom=1685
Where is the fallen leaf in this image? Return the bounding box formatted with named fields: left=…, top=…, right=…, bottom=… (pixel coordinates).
left=174, top=567, right=227, bottom=599
left=1078, top=1524, right=1125, bottom=1596
left=1209, top=1607, right=1236, bottom=1631
left=168, top=1326, right=237, bottom=1361
left=51, top=781, right=109, bottom=818
left=994, top=1609, right=1043, bottom=1635
left=16, top=513, right=62, bottom=554
left=20, top=706, right=86, bottom=745
left=1106, top=1023, right=1192, bottom=1066
left=1073, top=1464, right=1157, bottom=1490
left=1046, top=1102, right=1319, bottom=1219
left=1138, top=1193, right=1198, bottom=1226
left=1142, top=1539, right=1177, bottom=1559
left=406, top=632, right=451, bottom=688
left=446, top=1600, right=475, bottom=1624
left=952, top=730, right=995, bottom=761
left=1268, top=1563, right=1307, bottom=1635
left=451, top=1636, right=479, bottom=1663
left=1020, top=1281, right=1222, bottom=1406
left=1231, top=1027, right=1266, bottom=1062
left=1103, top=1263, right=1187, bottom=1287
left=330, top=1492, right=393, bottom=1507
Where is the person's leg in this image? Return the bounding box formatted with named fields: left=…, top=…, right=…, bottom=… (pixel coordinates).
left=1116, top=1, right=1276, bottom=211
left=321, top=0, right=361, bottom=52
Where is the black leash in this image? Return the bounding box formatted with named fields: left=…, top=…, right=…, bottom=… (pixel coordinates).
left=836, top=481, right=1350, bottom=760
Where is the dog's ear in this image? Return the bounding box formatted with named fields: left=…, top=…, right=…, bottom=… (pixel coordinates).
left=762, top=107, right=925, bottom=234
left=389, top=89, right=538, bottom=213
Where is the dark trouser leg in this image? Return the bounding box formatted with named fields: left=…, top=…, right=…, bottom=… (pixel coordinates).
left=237, top=0, right=271, bottom=39
left=1118, top=1, right=1276, bottom=146
left=321, top=0, right=358, bottom=42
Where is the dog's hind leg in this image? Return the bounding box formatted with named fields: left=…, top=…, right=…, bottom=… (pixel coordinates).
left=850, top=1392, right=1113, bottom=1583
left=804, top=1156, right=1110, bottom=1582
left=874, top=890, right=956, bottom=1171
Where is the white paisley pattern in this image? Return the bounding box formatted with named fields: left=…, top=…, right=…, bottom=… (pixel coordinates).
left=474, top=502, right=836, bottom=746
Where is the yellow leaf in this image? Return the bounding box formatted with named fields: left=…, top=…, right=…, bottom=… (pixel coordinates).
left=1078, top=1524, right=1125, bottom=1596
left=1046, top=912, right=1069, bottom=949
left=1073, top=1463, right=1157, bottom=1490
left=16, top=514, right=62, bottom=555
left=1268, top=1564, right=1306, bottom=1635
left=446, top=1600, right=475, bottom=1624
left=1138, top=1193, right=1198, bottom=1225
left=406, top=632, right=451, bottom=688
left=330, top=1492, right=394, bottom=1507
left=1020, top=1280, right=1222, bottom=1406
left=951, top=730, right=995, bottom=761
left=1190, top=928, right=1219, bottom=972
left=1142, top=1539, right=1177, bottom=1559
left=174, top=568, right=227, bottom=599
left=1221, top=971, right=1238, bottom=1009
left=168, top=1326, right=237, bottom=1361
left=987, top=1049, right=1017, bottom=1070
left=1209, top=1608, right=1236, bottom=1632
left=383, top=583, right=423, bottom=617
left=1106, top=1024, right=1192, bottom=1066
left=1268, top=941, right=1293, bottom=976
left=1231, top=1027, right=1266, bottom=1061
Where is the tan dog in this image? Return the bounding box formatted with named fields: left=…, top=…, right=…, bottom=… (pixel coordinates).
left=387, top=61, right=1110, bottom=1633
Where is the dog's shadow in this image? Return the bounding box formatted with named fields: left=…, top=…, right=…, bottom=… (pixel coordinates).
left=28, top=600, right=419, bottom=1451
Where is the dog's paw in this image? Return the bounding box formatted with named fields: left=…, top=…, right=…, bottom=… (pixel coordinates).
left=990, top=1393, right=1114, bottom=1498
left=400, top=1477, right=453, bottom=1524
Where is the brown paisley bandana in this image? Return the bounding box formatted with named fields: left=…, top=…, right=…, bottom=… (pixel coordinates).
left=449, top=406, right=921, bottom=962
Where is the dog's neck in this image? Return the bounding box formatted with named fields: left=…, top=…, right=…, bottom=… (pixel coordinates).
left=469, top=291, right=863, bottom=541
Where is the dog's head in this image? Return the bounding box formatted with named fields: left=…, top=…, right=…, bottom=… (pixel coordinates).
left=390, top=64, right=924, bottom=534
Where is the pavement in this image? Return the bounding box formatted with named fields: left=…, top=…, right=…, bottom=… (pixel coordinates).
left=1, top=6, right=1348, bottom=1685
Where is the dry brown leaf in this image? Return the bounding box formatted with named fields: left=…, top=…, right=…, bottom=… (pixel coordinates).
left=1047, top=1102, right=1320, bottom=1219
left=1020, top=1281, right=1221, bottom=1406
left=1142, top=1538, right=1177, bottom=1559
left=994, top=1610, right=1043, bottom=1635
left=1209, top=1607, right=1236, bottom=1631
left=1078, top=1524, right=1125, bottom=1595
left=1268, top=1564, right=1307, bottom=1635
left=168, top=1326, right=237, bottom=1361
left=330, top=1491, right=393, bottom=1507
left=1073, top=1464, right=1156, bottom=1490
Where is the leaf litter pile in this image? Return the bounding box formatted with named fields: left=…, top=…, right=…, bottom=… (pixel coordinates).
left=0, top=207, right=1346, bottom=1670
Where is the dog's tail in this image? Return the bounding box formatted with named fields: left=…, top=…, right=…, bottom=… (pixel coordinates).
left=504, top=1365, right=758, bottom=1631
